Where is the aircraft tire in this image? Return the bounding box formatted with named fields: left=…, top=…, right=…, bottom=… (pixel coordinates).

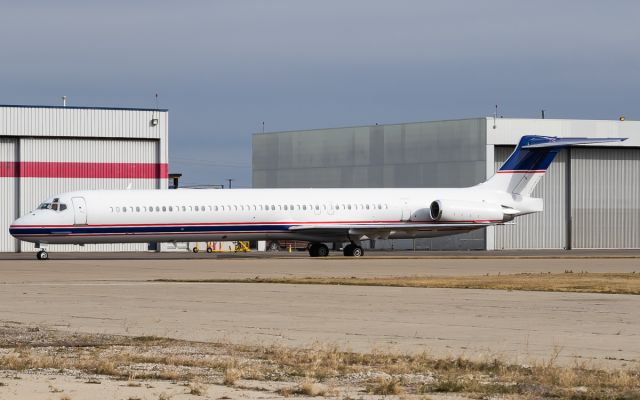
left=192, top=247, right=199, bottom=253
left=343, top=244, right=354, bottom=256
left=316, top=244, right=329, bottom=257
left=206, top=247, right=213, bottom=253
left=352, top=246, right=364, bottom=257
left=37, top=250, right=49, bottom=260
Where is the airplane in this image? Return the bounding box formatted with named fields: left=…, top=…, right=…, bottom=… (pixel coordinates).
left=10, top=135, right=626, bottom=260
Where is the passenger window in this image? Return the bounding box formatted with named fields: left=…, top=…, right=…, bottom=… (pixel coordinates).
left=194, top=206, right=199, bottom=212
left=155, top=206, right=160, bottom=212
left=378, top=204, right=382, bottom=209
left=168, top=206, right=172, bottom=212
left=116, top=207, right=121, bottom=212
left=122, top=207, right=127, bottom=213
left=271, top=205, right=275, bottom=211
left=110, top=207, right=114, bottom=212
left=201, top=206, right=206, bottom=212
left=215, top=206, right=219, bottom=211
left=136, top=206, right=140, bottom=212
left=284, top=205, right=288, bottom=210
left=366, top=204, right=370, bottom=210
left=347, top=205, right=351, bottom=210
left=181, top=206, right=186, bottom=212
left=149, top=207, right=153, bottom=212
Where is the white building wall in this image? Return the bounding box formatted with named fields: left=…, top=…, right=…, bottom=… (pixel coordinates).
left=0, top=106, right=167, bottom=140
left=0, top=105, right=168, bottom=253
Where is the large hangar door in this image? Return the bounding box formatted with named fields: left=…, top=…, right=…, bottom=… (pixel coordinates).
left=0, top=138, right=18, bottom=252
left=493, top=146, right=567, bottom=249
left=571, top=148, right=640, bottom=248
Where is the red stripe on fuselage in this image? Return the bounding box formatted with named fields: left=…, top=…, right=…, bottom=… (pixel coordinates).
left=0, top=162, right=168, bottom=179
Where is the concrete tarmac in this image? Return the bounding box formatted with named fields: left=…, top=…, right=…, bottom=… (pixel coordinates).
left=0, top=255, right=638, bottom=367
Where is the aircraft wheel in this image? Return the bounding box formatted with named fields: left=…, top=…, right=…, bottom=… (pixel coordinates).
left=316, top=244, right=329, bottom=257
left=308, top=244, right=318, bottom=257
left=268, top=241, right=280, bottom=251
left=343, top=244, right=354, bottom=256
left=192, top=247, right=199, bottom=253
left=206, top=247, right=213, bottom=253
left=37, top=250, right=49, bottom=260
left=351, top=246, right=364, bottom=257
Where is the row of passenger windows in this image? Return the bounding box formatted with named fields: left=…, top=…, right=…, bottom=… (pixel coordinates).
left=110, top=203, right=389, bottom=213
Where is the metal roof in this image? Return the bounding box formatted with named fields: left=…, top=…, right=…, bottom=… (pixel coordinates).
left=0, top=104, right=168, bottom=112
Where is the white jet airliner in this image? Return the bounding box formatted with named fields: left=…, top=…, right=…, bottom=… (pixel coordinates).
left=10, top=135, right=625, bottom=259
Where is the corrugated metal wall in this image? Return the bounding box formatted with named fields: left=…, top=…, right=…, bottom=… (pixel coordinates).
left=0, top=138, right=18, bottom=252
left=571, top=148, right=640, bottom=248
left=493, top=146, right=567, bottom=249
left=0, top=106, right=166, bottom=140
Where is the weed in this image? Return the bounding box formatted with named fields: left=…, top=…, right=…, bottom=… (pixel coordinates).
left=223, top=368, right=241, bottom=386
left=188, top=381, right=207, bottom=396
left=367, top=377, right=403, bottom=395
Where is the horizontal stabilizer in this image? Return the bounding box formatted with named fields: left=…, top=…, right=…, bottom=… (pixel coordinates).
left=522, top=137, right=626, bottom=149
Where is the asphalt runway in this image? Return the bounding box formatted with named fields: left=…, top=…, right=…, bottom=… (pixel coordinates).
left=0, top=255, right=638, bottom=367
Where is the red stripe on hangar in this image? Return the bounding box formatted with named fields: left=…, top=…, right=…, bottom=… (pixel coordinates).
left=0, top=162, right=168, bottom=179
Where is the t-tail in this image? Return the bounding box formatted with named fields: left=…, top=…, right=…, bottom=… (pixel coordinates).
left=480, top=135, right=627, bottom=196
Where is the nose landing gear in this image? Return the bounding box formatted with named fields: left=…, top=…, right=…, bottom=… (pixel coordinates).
left=36, top=250, right=49, bottom=260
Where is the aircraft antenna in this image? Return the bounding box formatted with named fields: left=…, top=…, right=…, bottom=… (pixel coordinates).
left=493, top=104, right=498, bottom=129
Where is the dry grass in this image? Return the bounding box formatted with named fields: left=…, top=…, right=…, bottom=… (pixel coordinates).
left=0, top=325, right=638, bottom=399
left=153, top=271, right=640, bottom=295
left=188, top=381, right=207, bottom=396
left=222, top=368, right=241, bottom=386
left=367, top=377, right=403, bottom=395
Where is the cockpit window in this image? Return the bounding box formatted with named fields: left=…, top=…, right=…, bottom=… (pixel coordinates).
left=37, top=199, right=67, bottom=212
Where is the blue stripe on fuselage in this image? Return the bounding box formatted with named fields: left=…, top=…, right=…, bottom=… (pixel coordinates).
left=10, top=224, right=292, bottom=236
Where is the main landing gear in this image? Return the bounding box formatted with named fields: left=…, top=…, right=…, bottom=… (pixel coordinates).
left=343, top=243, right=364, bottom=257
left=307, top=242, right=364, bottom=257
left=308, top=242, right=329, bottom=257
left=36, top=250, right=49, bottom=260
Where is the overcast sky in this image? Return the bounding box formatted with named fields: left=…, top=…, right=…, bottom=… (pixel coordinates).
left=1, top=1, right=638, bottom=187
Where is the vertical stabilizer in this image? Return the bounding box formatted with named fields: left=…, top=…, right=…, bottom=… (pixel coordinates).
left=480, top=135, right=626, bottom=195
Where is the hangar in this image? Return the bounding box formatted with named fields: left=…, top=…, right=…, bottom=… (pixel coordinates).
left=0, top=104, right=168, bottom=253
left=252, top=118, right=640, bottom=250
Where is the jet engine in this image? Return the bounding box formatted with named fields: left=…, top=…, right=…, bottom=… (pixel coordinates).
left=429, top=199, right=507, bottom=222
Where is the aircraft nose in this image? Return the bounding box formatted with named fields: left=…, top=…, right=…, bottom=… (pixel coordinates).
left=9, top=217, right=25, bottom=238
left=9, top=214, right=35, bottom=238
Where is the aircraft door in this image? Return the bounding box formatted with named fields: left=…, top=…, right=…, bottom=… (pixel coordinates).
left=400, top=198, right=411, bottom=222
left=71, top=197, right=88, bottom=225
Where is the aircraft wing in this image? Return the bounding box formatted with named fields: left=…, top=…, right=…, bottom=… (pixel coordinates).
left=289, top=222, right=495, bottom=240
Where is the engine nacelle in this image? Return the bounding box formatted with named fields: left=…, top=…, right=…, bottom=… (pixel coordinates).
left=430, top=199, right=506, bottom=222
